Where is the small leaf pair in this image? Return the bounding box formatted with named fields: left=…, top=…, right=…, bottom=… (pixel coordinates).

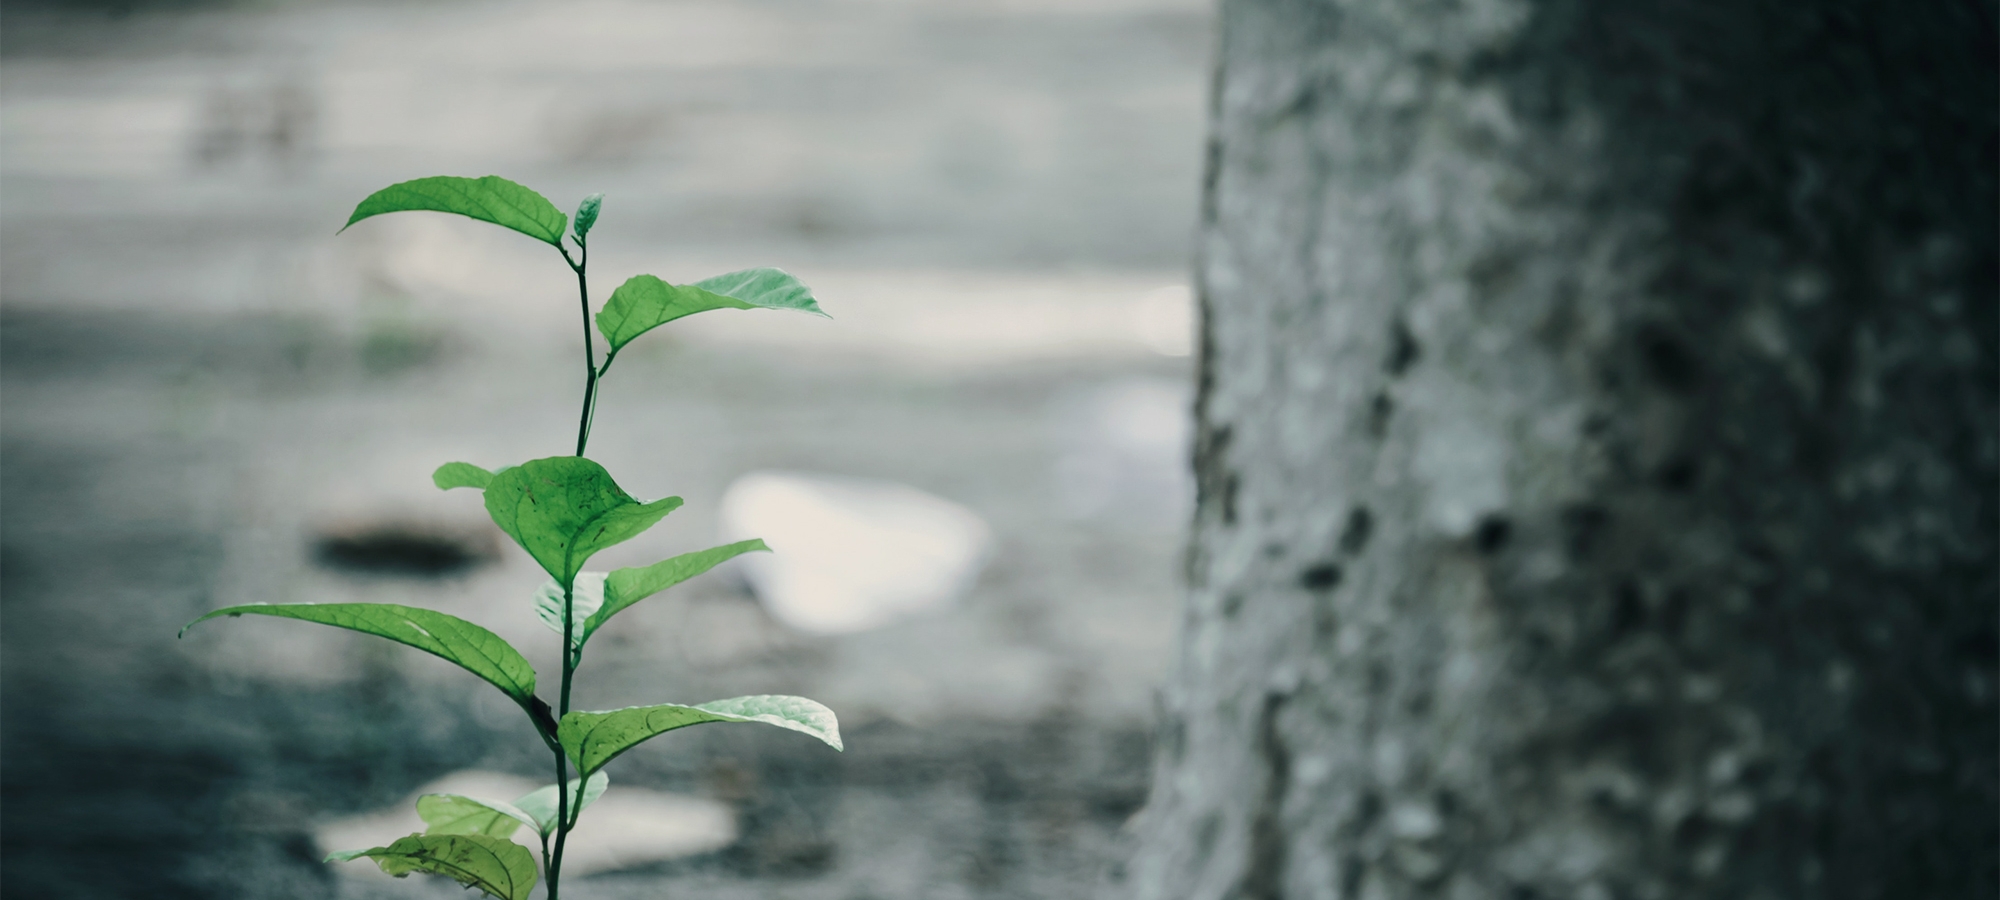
left=340, top=175, right=828, bottom=372
left=532, top=539, right=772, bottom=651
left=441, top=456, right=772, bottom=650
left=417, top=771, right=609, bottom=839
left=319, top=692, right=843, bottom=900
left=477, top=456, right=684, bottom=591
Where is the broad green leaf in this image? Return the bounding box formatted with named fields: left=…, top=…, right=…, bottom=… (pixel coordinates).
left=433, top=462, right=497, bottom=491
left=534, top=572, right=606, bottom=648
left=325, top=833, right=537, bottom=900
left=695, top=267, right=826, bottom=315
left=416, top=794, right=538, bottom=838
left=582, top=540, right=769, bottom=644
left=483, top=457, right=682, bottom=588
left=595, top=268, right=827, bottom=358
left=573, top=192, right=603, bottom=241
left=511, top=771, right=609, bottom=834
left=342, top=176, right=568, bottom=247
left=181, top=603, right=536, bottom=702
left=560, top=695, right=842, bottom=775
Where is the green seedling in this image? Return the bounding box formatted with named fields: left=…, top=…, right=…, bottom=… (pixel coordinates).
left=181, top=176, right=840, bottom=900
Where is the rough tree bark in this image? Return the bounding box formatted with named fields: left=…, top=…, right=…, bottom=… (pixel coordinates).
left=1123, top=1, right=1996, bottom=899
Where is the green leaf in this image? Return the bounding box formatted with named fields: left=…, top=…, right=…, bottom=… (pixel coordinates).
left=595, top=268, right=827, bottom=358
left=342, top=175, right=568, bottom=247
left=433, top=462, right=498, bottom=491
left=416, top=794, right=538, bottom=839
left=325, top=833, right=538, bottom=900
left=695, top=267, right=827, bottom=315
left=560, top=695, right=842, bottom=775
left=573, top=192, right=603, bottom=241
left=181, top=603, right=536, bottom=703
left=483, top=457, right=682, bottom=588
left=511, top=771, right=609, bottom=835
left=582, top=540, right=769, bottom=644
left=534, top=572, right=605, bottom=648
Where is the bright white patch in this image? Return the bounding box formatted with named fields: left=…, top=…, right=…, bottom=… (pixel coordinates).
left=1130, top=284, right=1194, bottom=357
left=720, top=472, right=992, bottom=635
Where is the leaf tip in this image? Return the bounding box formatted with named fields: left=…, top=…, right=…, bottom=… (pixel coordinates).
left=177, top=611, right=218, bottom=638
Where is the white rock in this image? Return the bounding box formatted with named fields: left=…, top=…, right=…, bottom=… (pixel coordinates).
left=720, top=471, right=993, bottom=635
left=553, top=787, right=738, bottom=876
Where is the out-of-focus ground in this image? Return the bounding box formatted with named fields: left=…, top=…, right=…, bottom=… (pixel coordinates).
left=0, top=1, right=1210, bottom=896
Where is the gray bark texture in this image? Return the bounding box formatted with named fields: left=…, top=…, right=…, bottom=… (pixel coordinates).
left=1123, top=1, right=1997, bottom=899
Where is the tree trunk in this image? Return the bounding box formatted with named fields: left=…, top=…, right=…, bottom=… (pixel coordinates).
left=1124, top=1, right=1996, bottom=899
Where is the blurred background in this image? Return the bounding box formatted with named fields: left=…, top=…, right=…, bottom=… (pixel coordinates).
left=0, top=0, right=1213, bottom=896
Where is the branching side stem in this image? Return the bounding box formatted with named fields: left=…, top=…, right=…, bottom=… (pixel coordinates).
left=563, top=241, right=598, bottom=458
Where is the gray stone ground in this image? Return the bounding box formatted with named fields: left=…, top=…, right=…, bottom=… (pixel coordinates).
left=0, top=1, right=1211, bottom=896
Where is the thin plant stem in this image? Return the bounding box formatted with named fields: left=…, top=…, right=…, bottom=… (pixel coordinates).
left=548, top=741, right=570, bottom=899
left=564, top=241, right=598, bottom=457
left=549, top=578, right=580, bottom=899
left=550, top=236, right=594, bottom=899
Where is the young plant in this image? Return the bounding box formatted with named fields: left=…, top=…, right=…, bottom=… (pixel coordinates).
left=180, top=176, right=841, bottom=900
